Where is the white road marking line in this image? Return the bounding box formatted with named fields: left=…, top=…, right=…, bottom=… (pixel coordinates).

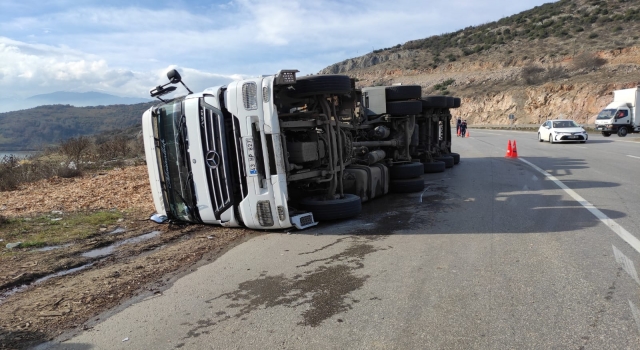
left=519, top=158, right=640, bottom=254
left=627, top=155, right=640, bottom=159
left=613, top=245, right=640, bottom=285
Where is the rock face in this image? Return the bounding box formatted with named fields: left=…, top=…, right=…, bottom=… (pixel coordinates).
left=320, top=47, right=640, bottom=126
left=320, top=50, right=420, bottom=74
left=455, top=83, right=624, bottom=126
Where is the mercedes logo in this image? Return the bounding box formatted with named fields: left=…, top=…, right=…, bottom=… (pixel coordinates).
left=205, top=151, right=220, bottom=169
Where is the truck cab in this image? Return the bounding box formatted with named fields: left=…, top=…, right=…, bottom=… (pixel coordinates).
left=595, top=87, right=639, bottom=137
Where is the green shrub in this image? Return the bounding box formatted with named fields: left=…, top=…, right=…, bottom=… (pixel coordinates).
left=0, top=214, right=8, bottom=226
left=521, top=64, right=546, bottom=85
left=572, top=52, right=607, bottom=70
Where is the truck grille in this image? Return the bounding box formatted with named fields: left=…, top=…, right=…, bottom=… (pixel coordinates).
left=200, top=106, right=233, bottom=218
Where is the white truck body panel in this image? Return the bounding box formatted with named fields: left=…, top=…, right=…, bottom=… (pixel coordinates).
left=141, top=109, right=167, bottom=217
left=224, top=77, right=293, bottom=229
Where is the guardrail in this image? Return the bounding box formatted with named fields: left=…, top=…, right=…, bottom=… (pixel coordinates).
left=461, top=124, right=598, bottom=132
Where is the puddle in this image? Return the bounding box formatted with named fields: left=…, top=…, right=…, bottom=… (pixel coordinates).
left=36, top=243, right=73, bottom=252
left=0, top=263, right=94, bottom=304
left=82, top=231, right=162, bottom=258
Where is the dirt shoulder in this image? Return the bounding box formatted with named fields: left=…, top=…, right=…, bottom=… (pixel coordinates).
left=0, top=166, right=252, bottom=349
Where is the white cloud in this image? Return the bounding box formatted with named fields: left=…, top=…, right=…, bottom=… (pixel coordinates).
left=0, top=37, right=238, bottom=101
left=0, top=0, right=557, bottom=108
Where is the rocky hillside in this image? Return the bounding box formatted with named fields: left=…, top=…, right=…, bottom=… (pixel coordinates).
left=320, top=0, right=640, bottom=125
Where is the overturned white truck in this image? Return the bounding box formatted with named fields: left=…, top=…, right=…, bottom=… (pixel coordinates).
left=142, top=69, right=461, bottom=230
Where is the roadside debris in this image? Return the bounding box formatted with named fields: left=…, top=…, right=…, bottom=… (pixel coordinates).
left=6, top=242, right=22, bottom=249
left=150, top=213, right=168, bottom=224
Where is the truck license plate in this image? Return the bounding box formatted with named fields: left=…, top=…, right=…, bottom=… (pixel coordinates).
left=245, top=138, right=258, bottom=175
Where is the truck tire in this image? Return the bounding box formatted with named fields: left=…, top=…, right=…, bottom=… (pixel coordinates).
left=390, top=178, right=425, bottom=193
left=446, top=96, right=455, bottom=108
left=423, top=161, right=446, bottom=173
left=299, top=194, right=362, bottom=221
left=618, top=127, right=628, bottom=137
left=449, top=152, right=460, bottom=164
left=434, top=155, right=454, bottom=168
left=390, top=162, right=424, bottom=179
left=421, top=96, right=449, bottom=109
left=385, top=85, right=421, bottom=101
left=602, top=131, right=611, bottom=137
left=290, top=75, right=352, bottom=97
left=452, top=97, right=461, bottom=108
left=386, top=101, right=422, bottom=115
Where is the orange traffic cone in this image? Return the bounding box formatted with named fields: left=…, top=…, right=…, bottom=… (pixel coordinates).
left=505, top=140, right=513, bottom=158
left=511, top=140, right=518, bottom=158
left=457, top=129, right=461, bottom=137
left=466, top=130, right=470, bottom=138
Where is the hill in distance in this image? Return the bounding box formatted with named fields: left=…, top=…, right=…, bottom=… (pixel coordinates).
left=0, top=91, right=151, bottom=113
left=0, top=102, right=157, bottom=151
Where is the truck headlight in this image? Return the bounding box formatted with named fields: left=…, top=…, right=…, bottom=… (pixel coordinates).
left=257, top=200, right=274, bottom=227
left=242, top=82, right=258, bottom=110
left=277, top=205, right=286, bottom=221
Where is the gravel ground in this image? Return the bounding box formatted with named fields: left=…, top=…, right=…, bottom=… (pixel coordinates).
left=0, top=165, right=251, bottom=349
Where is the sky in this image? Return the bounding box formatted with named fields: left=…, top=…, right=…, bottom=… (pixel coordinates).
left=0, top=0, right=556, bottom=103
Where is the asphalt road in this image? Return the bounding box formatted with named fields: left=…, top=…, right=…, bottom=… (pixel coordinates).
left=44, top=129, right=640, bottom=349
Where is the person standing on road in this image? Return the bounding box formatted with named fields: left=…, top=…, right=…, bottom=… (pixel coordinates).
left=456, top=117, right=462, bottom=137
left=460, top=119, right=468, bottom=138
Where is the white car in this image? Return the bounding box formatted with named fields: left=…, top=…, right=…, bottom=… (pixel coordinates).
left=538, top=119, right=588, bottom=144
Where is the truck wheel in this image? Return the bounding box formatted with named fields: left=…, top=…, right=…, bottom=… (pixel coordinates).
left=423, top=161, right=446, bottom=173
left=390, top=162, right=424, bottom=179
left=451, top=97, right=461, bottom=108
left=390, top=178, right=425, bottom=193
left=446, top=97, right=456, bottom=108
left=434, top=156, right=454, bottom=168
left=421, top=96, right=449, bottom=109
left=385, top=85, right=421, bottom=101
left=449, top=152, right=460, bottom=164
left=290, top=75, right=352, bottom=97
left=618, top=127, right=628, bottom=137
left=299, top=194, right=362, bottom=221
left=602, top=132, right=611, bottom=137
left=386, top=101, right=422, bottom=115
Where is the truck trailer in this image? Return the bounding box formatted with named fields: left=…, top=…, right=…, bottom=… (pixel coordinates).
left=142, top=69, right=461, bottom=230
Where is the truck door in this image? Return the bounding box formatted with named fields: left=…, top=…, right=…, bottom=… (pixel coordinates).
left=615, top=109, right=630, bottom=125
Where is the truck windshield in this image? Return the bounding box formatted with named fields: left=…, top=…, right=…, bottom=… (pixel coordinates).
left=154, top=100, right=199, bottom=222
left=597, top=109, right=616, bottom=120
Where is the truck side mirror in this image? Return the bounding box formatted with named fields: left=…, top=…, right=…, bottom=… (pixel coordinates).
left=167, top=69, right=182, bottom=84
